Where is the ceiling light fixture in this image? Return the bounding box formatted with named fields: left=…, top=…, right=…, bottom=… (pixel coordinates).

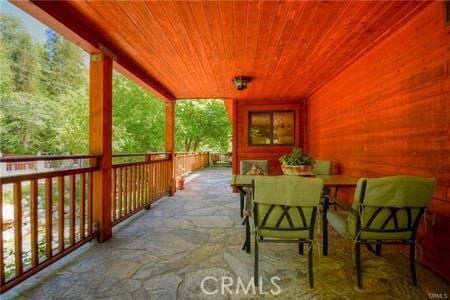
left=232, top=76, right=251, bottom=91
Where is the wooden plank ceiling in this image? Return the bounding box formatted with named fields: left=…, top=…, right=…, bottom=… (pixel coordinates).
left=66, top=0, right=429, bottom=101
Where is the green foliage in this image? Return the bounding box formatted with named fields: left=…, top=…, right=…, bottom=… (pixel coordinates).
left=279, top=147, right=314, bottom=166
left=0, top=14, right=39, bottom=93
left=176, top=100, right=231, bottom=152
left=0, top=13, right=89, bottom=155
left=0, top=13, right=230, bottom=155
left=112, top=72, right=165, bottom=153
left=40, top=30, right=86, bottom=97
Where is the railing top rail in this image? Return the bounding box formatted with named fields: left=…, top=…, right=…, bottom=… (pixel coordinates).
left=112, top=158, right=170, bottom=168
left=112, top=152, right=170, bottom=157
left=0, top=166, right=99, bottom=184
left=0, top=154, right=102, bottom=163
left=175, top=152, right=209, bottom=155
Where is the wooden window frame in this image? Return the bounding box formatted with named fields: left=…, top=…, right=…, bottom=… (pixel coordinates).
left=248, top=110, right=295, bottom=146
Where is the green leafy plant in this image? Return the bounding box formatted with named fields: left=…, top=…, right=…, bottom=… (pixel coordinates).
left=279, top=147, right=314, bottom=166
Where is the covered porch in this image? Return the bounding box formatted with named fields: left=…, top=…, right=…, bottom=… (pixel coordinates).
left=0, top=0, right=449, bottom=297
left=3, top=168, right=448, bottom=299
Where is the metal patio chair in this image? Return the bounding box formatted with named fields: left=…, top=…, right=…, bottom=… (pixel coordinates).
left=252, top=176, right=323, bottom=288
left=326, top=176, right=436, bottom=288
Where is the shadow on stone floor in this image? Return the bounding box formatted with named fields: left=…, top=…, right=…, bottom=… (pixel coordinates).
left=3, top=168, right=449, bottom=299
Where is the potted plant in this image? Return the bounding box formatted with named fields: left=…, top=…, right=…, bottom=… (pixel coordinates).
left=176, top=175, right=185, bottom=190
left=279, top=147, right=315, bottom=176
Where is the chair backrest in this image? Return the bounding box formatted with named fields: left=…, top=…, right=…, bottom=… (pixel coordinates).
left=253, top=176, right=323, bottom=238
left=352, top=176, right=436, bottom=240
left=313, top=160, right=332, bottom=175
left=240, top=160, right=269, bottom=175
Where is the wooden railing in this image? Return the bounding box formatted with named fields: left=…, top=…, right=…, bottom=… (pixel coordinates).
left=209, top=152, right=232, bottom=167
left=174, top=152, right=209, bottom=177
left=111, top=153, right=172, bottom=225
left=0, top=151, right=216, bottom=292
left=0, top=155, right=100, bottom=292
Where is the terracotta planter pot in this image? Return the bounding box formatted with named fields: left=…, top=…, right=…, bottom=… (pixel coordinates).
left=281, top=164, right=314, bottom=176
left=177, top=178, right=185, bottom=190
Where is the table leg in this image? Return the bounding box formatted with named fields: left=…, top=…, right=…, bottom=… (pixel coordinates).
left=322, top=196, right=329, bottom=256
left=245, top=216, right=250, bottom=253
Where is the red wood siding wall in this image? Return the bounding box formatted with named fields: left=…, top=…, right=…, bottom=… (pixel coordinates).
left=309, top=2, right=450, bottom=280
left=233, top=99, right=308, bottom=175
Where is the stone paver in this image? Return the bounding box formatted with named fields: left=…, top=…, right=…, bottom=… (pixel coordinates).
left=3, top=168, right=449, bottom=299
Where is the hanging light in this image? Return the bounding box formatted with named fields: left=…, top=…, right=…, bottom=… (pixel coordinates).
left=232, top=76, right=251, bottom=91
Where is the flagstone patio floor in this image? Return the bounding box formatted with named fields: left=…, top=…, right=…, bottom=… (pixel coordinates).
left=3, top=168, right=449, bottom=299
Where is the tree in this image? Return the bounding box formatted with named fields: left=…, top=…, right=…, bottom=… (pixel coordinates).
left=1, top=13, right=231, bottom=156
left=112, top=72, right=165, bottom=153
left=0, top=13, right=39, bottom=93
left=40, top=29, right=87, bottom=97
left=175, top=100, right=231, bottom=152
left=0, top=15, right=89, bottom=155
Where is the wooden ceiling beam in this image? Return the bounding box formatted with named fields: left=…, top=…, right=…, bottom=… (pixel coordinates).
left=11, top=0, right=176, bottom=102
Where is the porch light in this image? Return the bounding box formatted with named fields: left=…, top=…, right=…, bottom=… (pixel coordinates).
left=232, top=76, right=251, bottom=91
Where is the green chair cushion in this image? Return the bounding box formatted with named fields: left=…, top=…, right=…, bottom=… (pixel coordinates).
left=253, top=176, right=323, bottom=240
left=254, top=176, right=323, bottom=206
left=313, top=160, right=332, bottom=175
left=329, top=176, right=436, bottom=241
left=362, top=176, right=435, bottom=208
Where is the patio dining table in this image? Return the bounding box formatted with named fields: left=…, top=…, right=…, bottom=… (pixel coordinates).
left=230, top=174, right=358, bottom=254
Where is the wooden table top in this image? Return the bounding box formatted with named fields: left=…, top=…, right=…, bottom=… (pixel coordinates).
left=230, top=174, right=358, bottom=188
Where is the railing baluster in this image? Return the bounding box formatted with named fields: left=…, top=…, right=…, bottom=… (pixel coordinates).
left=30, top=179, right=39, bottom=267
left=134, top=165, right=138, bottom=210
left=45, top=178, right=53, bottom=258
left=136, top=165, right=139, bottom=208
left=112, top=168, right=116, bottom=221
left=58, top=176, right=65, bottom=251
left=80, top=173, right=85, bottom=240
left=117, top=168, right=122, bottom=220
left=128, top=166, right=132, bottom=213
left=13, top=182, right=23, bottom=275
left=150, top=163, right=155, bottom=202
left=124, top=167, right=128, bottom=216
left=0, top=183, right=5, bottom=284
left=143, top=165, right=147, bottom=204
left=140, top=165, right=144, bottom=207
left=88, top=172, right=93, bottom=236
left=69, top=175, right=76, bottom=245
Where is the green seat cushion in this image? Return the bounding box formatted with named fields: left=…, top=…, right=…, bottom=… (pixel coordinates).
left=327, top=210, right=351, bottom=238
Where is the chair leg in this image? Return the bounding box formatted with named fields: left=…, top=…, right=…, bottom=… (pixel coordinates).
left=254, top=236, right=259, bottom=287
left=375, top=242, right=382, bottom=256
left=308, top=242, right=314, bottom=288
left=299, top=240, right=304, bottom=255
left=355, top=243, right=363, bottom=289
left=240, top=192, right=244, bottom=218
left=322, top=205, right=329, bottom=256
left=410, top=242, right=417, bottom=286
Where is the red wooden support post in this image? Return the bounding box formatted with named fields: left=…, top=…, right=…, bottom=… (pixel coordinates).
left=89, top=53, right=113, bottom=242
left=165, top=101, right=176, bottom=195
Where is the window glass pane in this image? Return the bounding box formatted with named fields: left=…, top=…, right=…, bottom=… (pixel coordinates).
left=273, top=112, right=294, bottom=144
left=249, top=112, right=272, bottom=144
